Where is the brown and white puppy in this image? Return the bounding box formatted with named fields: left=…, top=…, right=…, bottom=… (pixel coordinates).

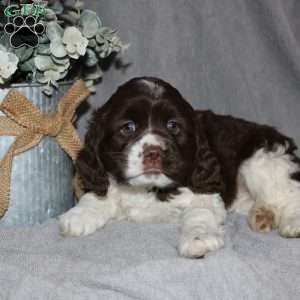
left=60, top=77, right=300, bottom=258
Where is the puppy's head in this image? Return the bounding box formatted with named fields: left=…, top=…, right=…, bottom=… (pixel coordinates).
left=77, top=77, right=205, bottom=196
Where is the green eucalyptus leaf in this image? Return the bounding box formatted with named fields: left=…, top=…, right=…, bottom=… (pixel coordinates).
left=99, top=27, right=111, bottom=34
left=14, top=47, right=34, bottom=63
left=54, top=62, right=69, bottom=73
left=37, top=44, right=51, bottom=55
left=84, top=79, right=94, bottom=87
left=87, top=83, right=96, bottom=93
left=38, top=33, right=50, bottom=44
left=79, top=10, right=102, bottom=38
left=57, top=69, right=69, bottom=80
left=0, top=33, right=11, bottom=50
left=50, top=40, right=67, bottom=58
left=19, top=58, right=36, bottom=72
left=99, top=48, right=112, bottom=59
left=97, top=27, right=117, bottom=42
left=84, top=48, right=98, bottom=67
left=44, top=8, right=58, bottom=21
left=84, top=65, right=103, bottom=80
left=59, top=14, right=77, bottom=25
left=95, top=33, right=105, bottom=44
left=46, top=21, right=63, bottom=41
left=49, top=0, right=64, bottom=14
left=68, top=11, right=81, bottom=20
left=51, top=79, right=59, bottom=89
left=95, top=44, right=104, bottom=53
left=74, top=0, right=84, bottom=10
left=36, top=70, right=48, bottom=83
left=51, top=55, right=69, bottom=66
left=34, top=55, right=54, bottom=71
left=84, top=80, right=96, bottom=93
left=42, top=85, right=54, bottom=96
left=111, top=35, right=121, bottom=45
left=0, top=44, right=6, bottom=51
left=88, top=38, right=97, bottom=48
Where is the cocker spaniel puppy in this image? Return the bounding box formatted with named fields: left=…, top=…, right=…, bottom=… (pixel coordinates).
left=60, top=77, right=300, bottom=258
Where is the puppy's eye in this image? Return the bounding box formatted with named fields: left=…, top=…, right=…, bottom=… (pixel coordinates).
left=167, top=119, right=180, bottom=135
left=120, top=120, right=136, bottom=135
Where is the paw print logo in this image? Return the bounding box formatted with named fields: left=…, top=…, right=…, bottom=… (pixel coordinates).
left=4, top=16, right=45, bottom=48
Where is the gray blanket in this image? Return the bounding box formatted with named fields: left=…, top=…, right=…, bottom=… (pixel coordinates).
left=0, top=214, right=299, bottom=300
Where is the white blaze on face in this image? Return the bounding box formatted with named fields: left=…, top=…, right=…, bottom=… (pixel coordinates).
left=125, top=133, right=173, bottom=188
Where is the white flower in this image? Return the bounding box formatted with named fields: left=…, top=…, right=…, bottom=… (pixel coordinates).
left=0, top=49, right=19, bottom=84
left=62, top=27, right=88, bottom=59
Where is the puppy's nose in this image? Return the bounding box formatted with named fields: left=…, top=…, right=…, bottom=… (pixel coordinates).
left=143, top=145, right=161, bottom=160
left=145, top=148, right=160, bottom=161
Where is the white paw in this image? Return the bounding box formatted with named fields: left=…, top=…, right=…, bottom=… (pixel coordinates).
left=59, top=206, right=106, bottom=237
left=279, top=216, right=300, bottom=238
left=169, top=187, right=197, bottom=209
left=178, top=231, right=225, bottom=258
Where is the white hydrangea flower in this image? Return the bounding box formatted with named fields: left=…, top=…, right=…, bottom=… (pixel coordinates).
left=0, top=49, right=19, bottom=84
left=62, top=27, right=88, bottom=59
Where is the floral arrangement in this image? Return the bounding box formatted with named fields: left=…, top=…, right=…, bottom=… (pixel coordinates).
left=0, top=0, right=127, bottom=95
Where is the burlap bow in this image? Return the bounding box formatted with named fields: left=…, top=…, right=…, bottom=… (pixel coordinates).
left=0, top=80, right=90, bottom=217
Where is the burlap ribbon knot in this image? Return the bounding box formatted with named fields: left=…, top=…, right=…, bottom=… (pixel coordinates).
left=0, top=80, right=90, bottom=217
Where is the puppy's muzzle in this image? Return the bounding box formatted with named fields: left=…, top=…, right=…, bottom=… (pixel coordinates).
left=143, top=144, right=162, bottom=172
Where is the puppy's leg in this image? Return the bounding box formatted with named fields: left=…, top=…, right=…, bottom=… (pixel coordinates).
left=126, top=203, right=181, bottom=223
left=59, top=192, right=119, bottom=237
left=239, top=145, right=300, bottom=237
left=178, top=193, right=226, bottom=258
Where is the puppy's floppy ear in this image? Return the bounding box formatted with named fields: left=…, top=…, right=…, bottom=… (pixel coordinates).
left=189, top=111, right=225, bottom=195
left=75, top=110, right=109, bottom=196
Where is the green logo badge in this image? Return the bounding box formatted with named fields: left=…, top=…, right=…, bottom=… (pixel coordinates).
left=4, top=3, right=46, bottom=18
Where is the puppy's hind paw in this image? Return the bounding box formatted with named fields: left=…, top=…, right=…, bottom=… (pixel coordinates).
left=279, top=216, right=300, bottom=238
left=178, top=231, right=225, bottom=258
left=248, top=206, right=276, bottom=233
left=59, top=207, right=105, bottom=237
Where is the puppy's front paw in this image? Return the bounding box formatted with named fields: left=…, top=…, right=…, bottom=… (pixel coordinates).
left=59, top=207, right=105, bottom=237
left=178, top=231, right=225, bottom=258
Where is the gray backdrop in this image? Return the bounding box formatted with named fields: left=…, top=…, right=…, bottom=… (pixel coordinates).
left=80, top=0, right=300, bottom=151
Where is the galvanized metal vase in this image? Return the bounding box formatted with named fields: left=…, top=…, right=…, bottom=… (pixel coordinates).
left=0, top=82, right=75, bottom=226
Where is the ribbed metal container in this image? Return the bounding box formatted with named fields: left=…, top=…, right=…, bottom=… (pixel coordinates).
left=0, top=82, right=75, bottom=226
